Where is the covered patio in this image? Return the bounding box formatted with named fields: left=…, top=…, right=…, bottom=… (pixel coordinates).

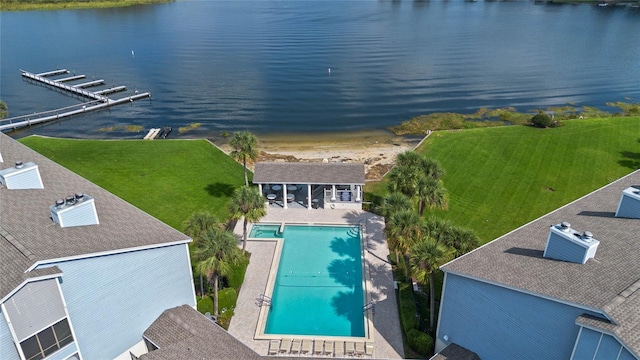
left=252, top=162, right=366, bottom=210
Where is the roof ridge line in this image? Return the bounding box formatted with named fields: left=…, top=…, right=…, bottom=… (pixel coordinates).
left=0, top=226, right=36, bottom=262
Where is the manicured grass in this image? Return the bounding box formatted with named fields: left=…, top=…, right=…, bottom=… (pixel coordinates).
left=19, top=136, right=247, bottom=230
left=415, top=117, right=639, bottom=243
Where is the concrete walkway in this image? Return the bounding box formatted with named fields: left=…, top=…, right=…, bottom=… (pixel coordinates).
left=228, top=208, right=404, bottom=359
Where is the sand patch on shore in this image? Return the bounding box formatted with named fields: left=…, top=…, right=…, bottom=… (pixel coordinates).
left=215, top=130, right=423, bottom=181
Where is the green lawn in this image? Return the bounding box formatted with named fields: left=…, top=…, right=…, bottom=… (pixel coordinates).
left=415, top=117, right=640, bottom=243
left=20, top=137, right=247, bottom=230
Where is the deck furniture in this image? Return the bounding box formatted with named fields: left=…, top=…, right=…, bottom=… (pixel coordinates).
left=335, top=341, right=344, bottom=356
left=279, top=338, right=292, bottom=353
left=301, top=339, right=312, bottom=355
left=355, top=342, right=365, bottom=357
left=345, top=341, right=355, bottom=356
left=291, top=338, right=302, bottom=354
left=268, top=339, right=279, bottom=355
left=365, top=342, right=374, bottom=357
left=314, top=340, right=324, bottom=355
left=324, top=341, right=334, bottom=356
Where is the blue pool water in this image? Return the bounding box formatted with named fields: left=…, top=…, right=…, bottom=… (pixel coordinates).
left=263, top=225, right=365, bottom=337
left=249, top=224, right=283, bottom=239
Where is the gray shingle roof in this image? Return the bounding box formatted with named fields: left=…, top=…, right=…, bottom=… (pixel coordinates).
left=253, top=162, right=365, bottom=185
left=142, top=305, right=262, bottom=360
left=431, top=343, right=481, bottom=360
left=0, top=133, right=190, bottom=300
left=441, top=169, right=640, bottom=356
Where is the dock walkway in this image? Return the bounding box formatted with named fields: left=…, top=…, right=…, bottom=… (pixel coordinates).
left=0, top=69, right=151, bottom=132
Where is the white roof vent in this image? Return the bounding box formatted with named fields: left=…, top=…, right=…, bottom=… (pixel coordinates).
left=49, top=193, right=99, bottom=228
left=543, top=222, right=600, bottom=264
left=615, top=186, right=640, bottom=219
left=0, top=161, right=44, bottom=189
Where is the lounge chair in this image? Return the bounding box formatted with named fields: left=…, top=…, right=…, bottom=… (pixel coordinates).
left=355, top=342, right=365, bottom=357
left=365, top=342, right=374, bottom=357
left=268, top=339, right=279, bottom=355
left=345, top=341, right=355, bottom=356
left=279, top=338, right=292, bottom=353
left=301, top=339, right=312, bottom=355
left=335, top=341, right=344, bottom=357
left=314, top=340, right=324, bottom=355
left=324, top=341, right=334, bottom=356
left=290, top=338, right=302, bottom=354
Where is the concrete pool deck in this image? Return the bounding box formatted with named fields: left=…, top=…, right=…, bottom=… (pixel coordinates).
left=228, top=208, right=404, bottom=359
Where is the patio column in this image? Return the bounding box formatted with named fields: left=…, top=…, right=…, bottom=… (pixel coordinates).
left=331, top=185, right=336, bottom=202
left=258, top=184, right=263, bottom=195
left=356, top=185, right=361, bottom=202
left=307, top=184, right=312, bottom=209
left=282, top=183, right=288, bottom=209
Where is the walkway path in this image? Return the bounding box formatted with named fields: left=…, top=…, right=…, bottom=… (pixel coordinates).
left=228, top=208, right=404, bottom=359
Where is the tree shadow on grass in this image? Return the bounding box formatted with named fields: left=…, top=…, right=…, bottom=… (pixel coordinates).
left=205, top=182, right=236, bottom=198
left=618, top=139, right=640, bottom=170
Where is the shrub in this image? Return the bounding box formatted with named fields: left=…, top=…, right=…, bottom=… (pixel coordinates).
left=196, top=295, right=213, bottom=315
left=226, top=255, right=249, bottom=290
left=531, top=112, right=552, bottom=128
left=406, top=329, right=434, bottom=356
left=398, top=283, right=418, bottom=333
left=218, top=287, right=238, bottom=310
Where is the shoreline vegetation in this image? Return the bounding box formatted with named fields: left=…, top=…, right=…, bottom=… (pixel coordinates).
left=388, top=101, right=640, bottom=135
left=3, top=0, right=639, bottom=12
left=3, top=0, right=640, bottom=12
left=0, top=0, right=172, bottom=11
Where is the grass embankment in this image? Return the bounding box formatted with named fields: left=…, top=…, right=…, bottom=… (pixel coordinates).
left=1, top=0, right=171, bottom=11
left=372, top=117, right=640, bottom=243
left=19, top=137, right=246, bottom=230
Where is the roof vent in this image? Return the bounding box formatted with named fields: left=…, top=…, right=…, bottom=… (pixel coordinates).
left=543, top=222, right=600, bottom=264
left=0, top=161, right=44, bottom=189
left=615, top=186, right=640, bottom=219
left=50, top=193, right=99, bottom=228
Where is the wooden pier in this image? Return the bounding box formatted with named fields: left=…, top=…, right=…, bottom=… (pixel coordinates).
left=0, top=69, right=151, bottom=132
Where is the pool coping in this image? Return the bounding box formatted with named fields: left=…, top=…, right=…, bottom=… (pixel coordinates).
left=228, top=209, right=404, bottom=359
left=250, top=223, right=373, bottom=342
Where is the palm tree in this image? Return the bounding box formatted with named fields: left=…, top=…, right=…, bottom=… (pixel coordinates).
left=377, top=192, right=412, bottom=219
left=423, top=217, right=479, bottom=258
left=396, top=150, right=423, bottom=168
left=396, top=151, right=444, bottom=181
left=448, top=227, right=480, bottom=258
left=229, top=131, right=258, bottom=186
left=387, top=164, right=421, bottom=198
left=385, top=209, right=422, bottom=279
left=229, top=185, right=266, bottom=253
left=192, top=227, right=242, bottom=319
left=183, top=212, right=220, bottom=296
left=420, top=158, right=445, bottom=181
left=415, top=177, right=448, bottom=215
left=410, top=237, right=453, bottom=332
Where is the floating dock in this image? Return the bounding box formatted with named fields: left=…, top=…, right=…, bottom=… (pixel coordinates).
left=0, top=69, right=151, bottom=132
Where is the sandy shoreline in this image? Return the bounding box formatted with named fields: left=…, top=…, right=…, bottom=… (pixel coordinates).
left=215, top=130, right=424, bottom=181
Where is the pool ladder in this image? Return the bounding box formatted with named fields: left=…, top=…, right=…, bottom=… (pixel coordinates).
left=363, top=302, right=375, bottom=315
left=256, top=294, right=272, bottom=307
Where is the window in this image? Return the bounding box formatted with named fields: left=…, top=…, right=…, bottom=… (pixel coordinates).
left=20, top=319, right=74, bottom=360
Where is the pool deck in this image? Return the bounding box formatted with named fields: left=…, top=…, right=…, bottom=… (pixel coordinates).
left=229, top=208, right=404, bottom=359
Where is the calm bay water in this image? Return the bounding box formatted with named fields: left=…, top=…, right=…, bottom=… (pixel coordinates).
left=1, top=1, right=639, bottom=139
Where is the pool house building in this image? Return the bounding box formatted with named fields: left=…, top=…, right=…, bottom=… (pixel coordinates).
left=252, top=162, right=366, bottom=210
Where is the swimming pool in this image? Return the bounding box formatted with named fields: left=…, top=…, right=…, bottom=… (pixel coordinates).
left=253, top=224, right=367, bottom=338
